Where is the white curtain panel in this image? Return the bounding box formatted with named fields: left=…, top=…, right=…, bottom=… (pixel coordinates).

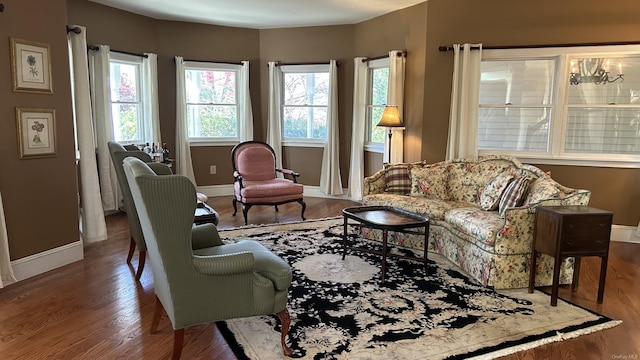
left=320, top=60, right=343, bottom=195
left=267, top=62, right=284, bottom=171
left=446, top=43, right=482, bottom=160
left=348, top=57, right=368, bottom=201
left=89, top=45, right=118, bottom=212
left=239, top=61, right=254, bottom=142
left=0, top=191, right=16, bottom=288
left=69, top=26, right=108, bottom=243
left=143, top=53, right=162, bottom=143
left=174, top=57, right=197, bottom=185
left=387, top=50, right=406, bottom=164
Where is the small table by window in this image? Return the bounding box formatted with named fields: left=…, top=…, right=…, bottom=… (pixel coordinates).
left=528, top=205, right=613, bottom=306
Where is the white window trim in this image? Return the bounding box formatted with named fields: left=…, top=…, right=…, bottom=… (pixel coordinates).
left=280, top=64, right=330, bottom=146
left=109, top=52, right=147, bottom=145
left=365, top=58, right=390, bottom=153
left=183, top=61, right=242, bottom=145
left=480, top=44, right=640, bottom=168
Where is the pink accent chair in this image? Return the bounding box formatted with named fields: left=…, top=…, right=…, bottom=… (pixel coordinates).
left=232, top=141, right=306, bottom=225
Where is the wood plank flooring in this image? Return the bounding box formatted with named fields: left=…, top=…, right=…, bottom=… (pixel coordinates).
left=0, top=196, right=638, bottom=359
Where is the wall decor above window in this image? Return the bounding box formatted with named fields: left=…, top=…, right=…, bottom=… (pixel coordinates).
left=9, top=38, right=53, bottom=94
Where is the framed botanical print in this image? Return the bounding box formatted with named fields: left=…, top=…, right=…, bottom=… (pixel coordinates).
left=10, top=38, right=53, bottom=94
left=16, top=108, right=57, bottom=159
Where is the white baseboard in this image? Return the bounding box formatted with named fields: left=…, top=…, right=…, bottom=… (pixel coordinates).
left=10, top=240, right=84, bottom=283
left=611, top=224, right=640, bottom=244
left=197, top=184, right=353, bottom=200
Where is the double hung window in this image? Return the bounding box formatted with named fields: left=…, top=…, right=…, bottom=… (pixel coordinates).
left=280, top=64, right=329, bottom=145
left=109, top=53, right=146, bottom=143
left=366, top=58, right=389, bottom=151
left=478, top=45, right=640, bottom=166
left=184, top=63, right=240, bottom=142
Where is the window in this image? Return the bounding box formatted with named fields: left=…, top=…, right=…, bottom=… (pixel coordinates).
left=281, top=64, right=329, bottom=143
left=366, top=58, right=389, bottom=147
left=184, top=63, right=240, bottom=141
left=110, top=53, right=145, bottom=143
left=479, top=45, right=640, bottom=166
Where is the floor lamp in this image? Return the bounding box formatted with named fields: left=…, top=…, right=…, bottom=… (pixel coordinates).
left=376, top=105, right=404, bottom=163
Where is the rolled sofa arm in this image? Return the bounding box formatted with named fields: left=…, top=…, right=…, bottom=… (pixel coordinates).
left=363, top=168, right=387, bottom=196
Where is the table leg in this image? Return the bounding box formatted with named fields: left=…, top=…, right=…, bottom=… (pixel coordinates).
left=597, top=255, right=608, bottom=304
left=572, top=257, right=581, bottom=292
left=423, top=223, right=429, bottom=273
left=342, top=216, right=348, bottom=260
left=550, top=255, right=562, bottom=306
left=381, top=229, right=388, bottom=283
left=528, top=251, right=537, bottom=294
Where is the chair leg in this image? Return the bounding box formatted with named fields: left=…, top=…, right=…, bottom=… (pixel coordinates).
left=172, top=329, right=185, bottom=360
left=232, top=198, right=238, bottom=216
left=126, top=237, right=136, bottom=264
left=275, top=205, right=279, bottom=212
left=276, top=308, right=293, bottom=356
left=298, top=199, right=306, bottom=221
left=151, top=296, right=164, bottom=334
left=135, top=250, right=146, bottom=281
left=242, top=204, right=251, bottom=225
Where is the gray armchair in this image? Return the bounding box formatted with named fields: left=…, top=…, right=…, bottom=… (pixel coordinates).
left=122, top=157, right=293, bottom=359
left=108, top=141, right=220, bottom=281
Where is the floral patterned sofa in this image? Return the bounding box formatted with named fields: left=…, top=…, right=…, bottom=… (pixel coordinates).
left=362, top=155, right=591, bottom=289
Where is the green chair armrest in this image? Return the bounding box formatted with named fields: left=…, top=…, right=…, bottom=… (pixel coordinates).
left=192, top=252, right=255, bottom=275
left=191, top=224, right=223, bottom=250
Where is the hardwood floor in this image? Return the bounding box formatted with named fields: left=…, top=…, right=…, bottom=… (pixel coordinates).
left=0, top=196, right=638, bottom=359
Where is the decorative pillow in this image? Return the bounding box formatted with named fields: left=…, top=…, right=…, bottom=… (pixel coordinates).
left=479, top=173, right=515, bottom=211
left=498, top=176, right=531, bottom=218
left=384, top=164, right=411, bottom=195
left=410, top=165, right=449, bottom=199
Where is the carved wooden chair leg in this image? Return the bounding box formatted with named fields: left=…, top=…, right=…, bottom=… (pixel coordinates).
left=242, top=204, right=251, bottom=225
left=126, top=237, right=136, bottom=264
left=298, top=199, right=307, bottom=221
left=135, top=250, right=146, bottom=281
left=232, top=198, right=238, bottom=216
left=276, top=308, right=293, bottom=356
left=150, top=296, right=164, bottom=334
left=172, top=329, right=185, bottom=360
left=275, top=205, right=279, bottom=212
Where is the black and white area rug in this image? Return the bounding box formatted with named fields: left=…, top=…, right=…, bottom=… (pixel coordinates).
left=217, top=218, right=621, bottom=360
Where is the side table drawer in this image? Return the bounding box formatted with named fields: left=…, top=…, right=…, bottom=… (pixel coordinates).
left=561, top=215, right=612, bottom=252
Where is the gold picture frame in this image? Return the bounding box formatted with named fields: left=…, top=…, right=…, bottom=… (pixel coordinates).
left=16, top=108, right=57, bottom=159
left=10, top=38, right=53, bottom=94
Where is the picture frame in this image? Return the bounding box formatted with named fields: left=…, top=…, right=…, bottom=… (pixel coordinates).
left=10, top=38, right=53, bottom=94
left=16, top=108, right=57, bottom=159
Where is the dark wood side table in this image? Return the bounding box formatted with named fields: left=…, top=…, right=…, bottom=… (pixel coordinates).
left=342, top=206, right=429, bottom=282
left=528, top=205, right=613, bottom=306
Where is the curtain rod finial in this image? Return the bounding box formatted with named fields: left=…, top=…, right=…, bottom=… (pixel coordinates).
left=438, top=46, right=449, bottom=52
left=0, top=3, right=5, bottom=12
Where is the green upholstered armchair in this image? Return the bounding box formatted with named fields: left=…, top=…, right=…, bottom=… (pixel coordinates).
left=122, top=157, right=293, bottom=359
left=108, top=141, right=220, bottom=281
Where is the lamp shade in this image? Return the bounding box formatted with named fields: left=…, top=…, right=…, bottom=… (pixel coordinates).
left=376, top=105, right=403, bottom=128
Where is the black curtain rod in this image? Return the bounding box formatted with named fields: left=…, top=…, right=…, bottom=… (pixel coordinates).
left=271, top=61, right=340, bottom=67
left=439, top=40, right=640, bottom=52
left=173, top=58, right=243, bottom=65
left=88, top=45, right=148, bottom=58
left=66, top=25, right=81, bottom=34
left=361, top=51, right=406, bottom=62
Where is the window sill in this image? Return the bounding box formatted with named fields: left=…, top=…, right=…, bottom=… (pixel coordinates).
left=480, top=151, right=640, bottom=168
left=282, top=140, right=325, bottom=148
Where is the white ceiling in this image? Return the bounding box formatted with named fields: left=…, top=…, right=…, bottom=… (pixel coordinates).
left=89, top=0, right=427, bottom=29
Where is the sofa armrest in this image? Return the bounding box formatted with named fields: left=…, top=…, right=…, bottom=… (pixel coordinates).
left=363, top=168, right=387, bottom=196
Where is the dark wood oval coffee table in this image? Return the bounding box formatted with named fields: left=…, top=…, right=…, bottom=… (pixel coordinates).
left=342, top=205, right=430, bottom=282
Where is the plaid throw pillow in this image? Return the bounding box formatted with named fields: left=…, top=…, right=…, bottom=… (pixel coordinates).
left=498, top=176, right=530, bottom=218
left=384, top=165, right=411, bottom=195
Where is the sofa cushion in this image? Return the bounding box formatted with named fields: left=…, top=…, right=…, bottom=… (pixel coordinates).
left=444, top=207, right=505, bottom=247
left=410, top=165, right=449, bottom=199
left=479, top=173, right=515, bottom=211
left=523, top=176, right=576, bottom=206
left=363, top=194, right=471, bottom=221
left=498, top=176, right=530, bottom=218
left=384, top=164, right=411, bottom=195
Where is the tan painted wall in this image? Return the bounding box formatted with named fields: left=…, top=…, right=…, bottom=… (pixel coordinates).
left=0, top=0, right=79, bottom=259
left=424, top=0, right=640, bottom=225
